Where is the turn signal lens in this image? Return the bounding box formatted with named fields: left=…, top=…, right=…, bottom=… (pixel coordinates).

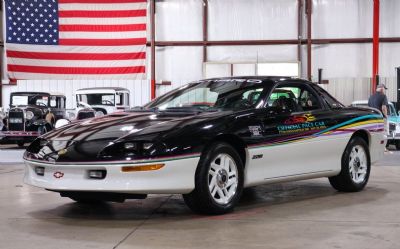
left=122, top=164, right=165, bottom=172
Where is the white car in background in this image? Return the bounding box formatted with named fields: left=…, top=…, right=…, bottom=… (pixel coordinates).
left=352, top=100, right=400, bottom=149
left=75, top=87, right=130, bottom=115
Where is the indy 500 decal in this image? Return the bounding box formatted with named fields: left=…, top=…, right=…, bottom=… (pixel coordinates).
left=278, top=114, right=327, bottom=134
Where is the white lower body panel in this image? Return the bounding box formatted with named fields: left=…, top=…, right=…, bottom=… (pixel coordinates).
left=24, top=157, right=200, bottom=194
left=244, top=135, right=349, bottom=187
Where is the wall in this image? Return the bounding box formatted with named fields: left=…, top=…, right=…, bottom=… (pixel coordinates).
left=1, top=0, right=400, bottom=107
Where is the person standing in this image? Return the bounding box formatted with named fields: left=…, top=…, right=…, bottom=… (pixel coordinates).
left=368, top=84, right=388, bottom=118
left=368, top=83, right=389, bottom=151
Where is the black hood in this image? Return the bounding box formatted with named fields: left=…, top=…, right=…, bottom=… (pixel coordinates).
left=25, top=110, right=232, bottom=162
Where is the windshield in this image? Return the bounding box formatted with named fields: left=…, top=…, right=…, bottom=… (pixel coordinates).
left=145, top=81, right=269, bottom=111
left=11, top=94, right=49, bottom=107
left=77, top=94, right=115, bottom=106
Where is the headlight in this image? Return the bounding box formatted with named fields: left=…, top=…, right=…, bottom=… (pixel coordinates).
left=143, top=143, right=153, bottom=150
left=25, top=111, right=34, bottom=120
left=124, top=142, right=137, bottom=150
left=100, top=141, right=165, bottom=159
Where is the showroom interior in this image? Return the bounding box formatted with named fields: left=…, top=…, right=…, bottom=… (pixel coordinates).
left=1, top=0, right=400, bottom=248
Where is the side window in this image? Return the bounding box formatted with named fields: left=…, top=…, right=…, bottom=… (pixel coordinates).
left=124, top=93, right=129, bottom=106
left=298, top=89, right=321, bottom=111
left=267, top=85, right=322, bottom=113
left=314, top=86, right=344, bottom=109
left=116, top=93, right=123, bottom=106
left=389, top=104, right=396, bottom=116
left=60, top=97, right=65, bottom=108
left=50, top=96, right=57, bottom=108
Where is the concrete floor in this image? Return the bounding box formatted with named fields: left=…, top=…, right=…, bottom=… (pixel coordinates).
left=1, top=152, right=400, bottom=249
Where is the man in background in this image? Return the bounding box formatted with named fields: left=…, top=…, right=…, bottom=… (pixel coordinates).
left=368, top=83, right=389, bottom=151
left=368, top=84, right=388, bottom=117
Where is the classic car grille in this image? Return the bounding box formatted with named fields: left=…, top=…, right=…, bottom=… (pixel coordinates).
left=8, top=109, right=25, bottom=131
left=389, top=123, right=396, bottom=132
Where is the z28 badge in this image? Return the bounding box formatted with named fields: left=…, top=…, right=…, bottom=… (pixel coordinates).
left=249, top=126, right=262, bottom=136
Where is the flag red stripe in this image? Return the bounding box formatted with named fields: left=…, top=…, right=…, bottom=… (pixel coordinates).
left=8, top=65, right=146, bottom=74
left=7, top=50, right=146, bottom=60
left=59, top=0, right=146, bottom=3
left=59, top=24, right=146, bottom=32
left=59, top=10, right=146, bottom=18
left=59, top=38, right=146, bottom=46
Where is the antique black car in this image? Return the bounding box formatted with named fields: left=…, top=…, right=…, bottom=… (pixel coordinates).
left=24, top=77, right=385, bottom=214
left=1, top=92, right=66, bottom=147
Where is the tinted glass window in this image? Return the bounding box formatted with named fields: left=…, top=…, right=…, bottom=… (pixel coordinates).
left=146, top=81, right=269, bottom=111
left=267, top=85, right=321, bottom=113
left=313, top=86, right=344, bottom=109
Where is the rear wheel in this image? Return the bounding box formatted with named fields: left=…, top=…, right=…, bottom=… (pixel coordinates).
left=329, top=136, right=371, bottom=192
left=17, top=141, right=25, bottom=147
left=183, top=142, right=244, bottom=215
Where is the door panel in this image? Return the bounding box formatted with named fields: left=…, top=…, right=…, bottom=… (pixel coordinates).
left=244, top=84, right=350, bottom=186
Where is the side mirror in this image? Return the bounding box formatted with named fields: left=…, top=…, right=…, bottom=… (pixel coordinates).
left=55, top=119, right=70, bottom=129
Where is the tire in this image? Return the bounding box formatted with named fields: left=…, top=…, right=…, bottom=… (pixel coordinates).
left=183, top=142, right=244, bottom=215
left=329, top=136, right=371, bottom=192
left=17, top=141, right=25, bottom=147
left=395, top=141, right=400, bottom=150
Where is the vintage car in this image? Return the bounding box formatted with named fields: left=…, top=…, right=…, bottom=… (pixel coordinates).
left=1, top=92, right=66, bottom=147
left=24, top=77, right=385, bottom=214
left=352, top=100, right=400, bottom=149
left=55, top=106, right=104, bottom=129
left=75, top=87, right=130, bottom=114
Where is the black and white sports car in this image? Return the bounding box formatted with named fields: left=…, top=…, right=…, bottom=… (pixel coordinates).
left=24, top=77, right=385, bottom=214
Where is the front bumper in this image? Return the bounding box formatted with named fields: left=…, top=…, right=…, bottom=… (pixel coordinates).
left=0, top=131, right=39, bottom=143
left=24, top=156, right=200, bottom=194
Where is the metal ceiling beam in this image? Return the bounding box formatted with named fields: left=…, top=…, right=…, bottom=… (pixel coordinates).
left=372, top=0, right=380, bottom=92
left=297, top=0, right=303, bottom=63
left=146, top=37, right=400, bottom=47
left=150, top=0, right=156, bottom=100
left=203, top=0, right=208, bottom=62
left=306, top=0, right=312, bottom=81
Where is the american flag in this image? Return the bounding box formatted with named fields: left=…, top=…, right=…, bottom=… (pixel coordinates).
left=4, top=0, right=147, bottom=80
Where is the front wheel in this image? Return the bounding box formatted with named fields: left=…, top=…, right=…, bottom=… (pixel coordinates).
left=329, top=136, right=371, bottom=192
left=183, top=142, right=244, bottom=215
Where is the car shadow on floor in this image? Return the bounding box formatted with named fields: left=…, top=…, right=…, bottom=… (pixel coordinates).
left=27, top=180, right=388, bottom=223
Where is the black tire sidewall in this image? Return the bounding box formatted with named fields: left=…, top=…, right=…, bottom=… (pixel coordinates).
left=195, top=143, right=244, bottom=213
left=341, top=137, right=371, bottom=191
left=396, top=141, right=400, bottom=150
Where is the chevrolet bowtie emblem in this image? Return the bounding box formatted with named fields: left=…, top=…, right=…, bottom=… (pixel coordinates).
left=58, top=149, right=67, bottom=155
left=53, top=172, right=64, bottom=179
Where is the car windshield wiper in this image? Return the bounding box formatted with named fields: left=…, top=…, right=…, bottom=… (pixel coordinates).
left=129, top=106, right=159, bottom=113
left=162, top=107, right=205, bottom=113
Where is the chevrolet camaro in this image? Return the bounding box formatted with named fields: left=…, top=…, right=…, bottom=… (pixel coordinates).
left=24, top=77, right=386, bottom=214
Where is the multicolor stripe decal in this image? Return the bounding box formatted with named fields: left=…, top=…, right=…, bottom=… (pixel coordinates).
left=250, top=114, right=384, bottom=149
